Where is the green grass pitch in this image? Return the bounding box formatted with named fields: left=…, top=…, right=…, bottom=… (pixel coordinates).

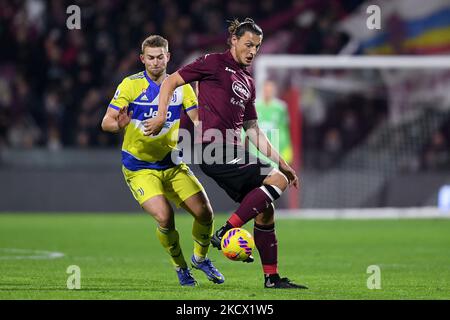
left=0, top=213, right=449, bottom=300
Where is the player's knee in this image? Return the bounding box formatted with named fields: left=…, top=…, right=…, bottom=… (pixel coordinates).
left=152, top=212, right=174, bottom=229
left=142, top=197, right=175, bottom=228
left=195, top=202, right=214, bottom=224
left=273, top=172, right=289, bottom=191
left=264, top=172, right=288, bottom=192
left=158, top=218, right=174, bottom=230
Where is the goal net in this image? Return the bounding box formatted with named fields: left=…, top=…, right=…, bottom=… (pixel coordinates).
left=255, top=55, right=450, bottom=210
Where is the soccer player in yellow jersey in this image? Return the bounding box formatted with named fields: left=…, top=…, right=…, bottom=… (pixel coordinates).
left=101, top=35, right=224, bottom=286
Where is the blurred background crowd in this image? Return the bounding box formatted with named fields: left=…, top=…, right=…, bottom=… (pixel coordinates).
left=1, top=0, right=450, bottom=172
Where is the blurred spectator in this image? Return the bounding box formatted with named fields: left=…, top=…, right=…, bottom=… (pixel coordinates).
left=340, top=109, right=360, bottom=149
left=319, top=127, right=343, bottom=169
left=422, top=131, right=450, bottom=171
left=7, top=115, right=41, bottom=149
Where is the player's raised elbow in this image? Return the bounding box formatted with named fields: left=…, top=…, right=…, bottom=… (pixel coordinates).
left=101, top=114, right=117, bottom=133
left=101, top=116, right=108, bottom=132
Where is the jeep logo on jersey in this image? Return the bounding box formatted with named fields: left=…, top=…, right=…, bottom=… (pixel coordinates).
left=232, top=81, right=251, bottom=101
left=144, top=108, right=172, bottom=120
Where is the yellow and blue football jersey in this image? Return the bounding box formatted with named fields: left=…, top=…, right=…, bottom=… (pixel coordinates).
left=109, top=71, right=197, bottom=171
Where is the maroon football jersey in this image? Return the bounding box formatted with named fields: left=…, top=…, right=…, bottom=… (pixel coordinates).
left=178, top=50, right=257, bottom=144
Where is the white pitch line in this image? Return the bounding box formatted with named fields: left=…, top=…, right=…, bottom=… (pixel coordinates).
left=0, top=248, right=65, bottom=260
left=276, top=207, right=450, bottom=220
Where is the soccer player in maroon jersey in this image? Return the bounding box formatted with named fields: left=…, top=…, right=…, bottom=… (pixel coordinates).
left=144, top=18, right=307, bottom=289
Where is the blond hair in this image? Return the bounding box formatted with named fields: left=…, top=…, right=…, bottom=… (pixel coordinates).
left=141, top=35, right=169, bottom=53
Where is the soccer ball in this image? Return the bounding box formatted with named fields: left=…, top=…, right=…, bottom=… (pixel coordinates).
left=220, top=228, right=255, bottom=261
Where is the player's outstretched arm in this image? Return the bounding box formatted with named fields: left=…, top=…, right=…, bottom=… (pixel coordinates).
left=143, top=72, right=186, bottom=136
left=244, top=119, right=299, bottom=188
left=101, top=106, right=132, bottom=133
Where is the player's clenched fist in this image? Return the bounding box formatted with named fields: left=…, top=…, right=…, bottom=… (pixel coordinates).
left=143, top=116, right=165, bottom=136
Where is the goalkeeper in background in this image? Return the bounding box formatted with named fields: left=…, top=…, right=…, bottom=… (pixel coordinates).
left=244, top=80, right=293, bottom=166
left=101, top=35, right=224, bottom=287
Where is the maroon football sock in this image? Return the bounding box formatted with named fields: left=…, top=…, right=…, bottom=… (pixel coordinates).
left=227, top=186, right=281, bottom=227
left=254, top=223, right=278, bottom=275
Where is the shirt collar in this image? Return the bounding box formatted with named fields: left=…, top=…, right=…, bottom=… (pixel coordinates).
left=144, top=70, right=168, bottom=86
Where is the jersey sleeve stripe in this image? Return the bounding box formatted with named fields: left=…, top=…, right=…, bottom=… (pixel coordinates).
left=184, top=105, right=198, bottom=113
left=109, top=104, right=121, bottom=111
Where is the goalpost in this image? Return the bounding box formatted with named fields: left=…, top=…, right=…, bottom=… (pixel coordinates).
left=255, top=55, right=450, bottom=93
left=255, top=55, right=450, bottom=216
